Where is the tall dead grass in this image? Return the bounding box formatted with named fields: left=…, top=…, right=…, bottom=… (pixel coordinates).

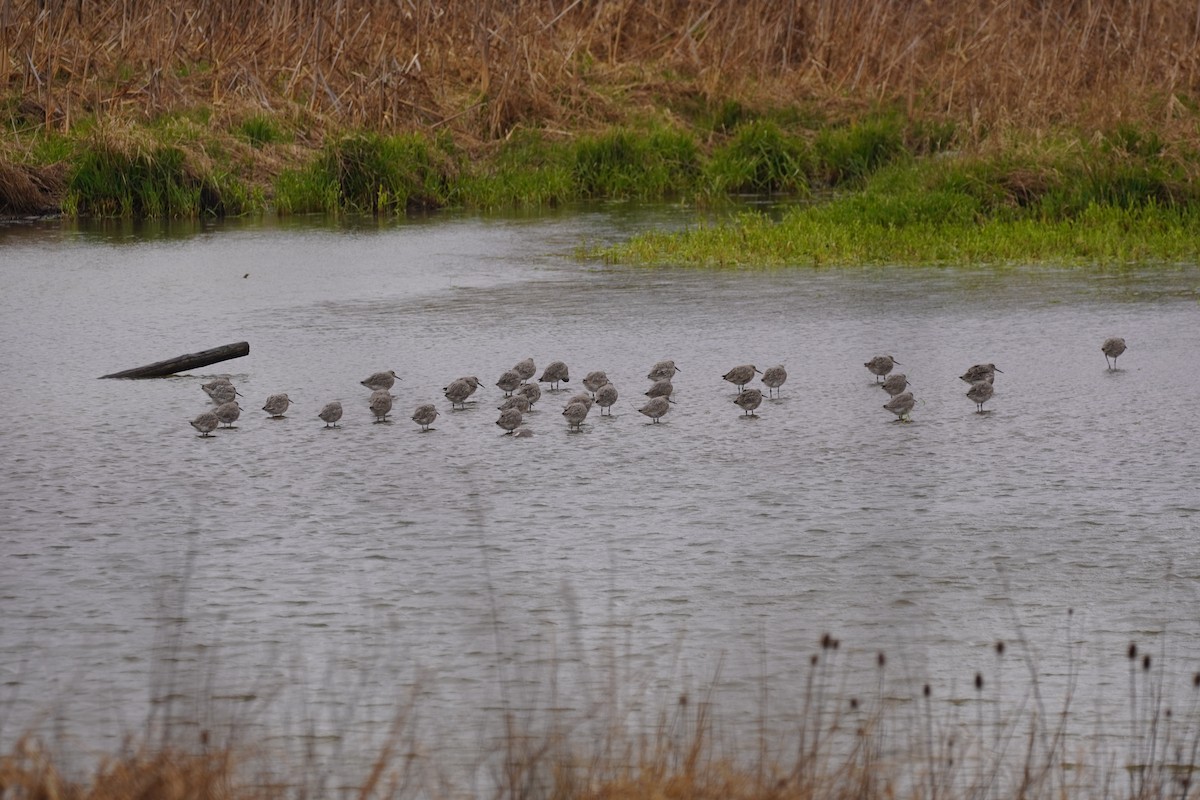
left=4, top=0, right=1200, bottom=143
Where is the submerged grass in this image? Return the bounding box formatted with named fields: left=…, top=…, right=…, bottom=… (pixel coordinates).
left=610, top=205, right=1200, bottom=269
left=601, top=140, right=1200, bottom=268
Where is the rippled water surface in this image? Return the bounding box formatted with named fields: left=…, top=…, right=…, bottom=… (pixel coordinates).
left=2, top=208, right=1199, bottom=788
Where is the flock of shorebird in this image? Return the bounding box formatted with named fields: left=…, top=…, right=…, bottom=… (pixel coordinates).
left=185, top=357, right=784, bottom=437
left=868, top=335, right=1127, bottom=422
left=186, top=338, right=1127, bottom=436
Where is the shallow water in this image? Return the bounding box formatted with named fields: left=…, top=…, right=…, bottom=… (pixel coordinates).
left=2, top=207, right=1199, bottom=789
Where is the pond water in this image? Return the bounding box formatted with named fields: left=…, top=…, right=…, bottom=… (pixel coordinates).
left=2, top=206, right=1199, bottom=793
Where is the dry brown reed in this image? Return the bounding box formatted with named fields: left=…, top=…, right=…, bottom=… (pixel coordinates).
left=3, top=637, right=1198, bottom=800
left=4, top=0, right=1200, bottom=144
left=0, top=158, right=64, bottom=213
left=0, top=736, right=240, bottom=800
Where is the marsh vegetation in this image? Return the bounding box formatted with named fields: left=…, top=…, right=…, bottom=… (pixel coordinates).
left=2, top=0, right=1199, bottom=264
left=4, top=625, right=1200, bottom=800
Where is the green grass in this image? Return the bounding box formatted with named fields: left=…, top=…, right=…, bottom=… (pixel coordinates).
left=9, top=103, right=1200, bottom=271
left=62, top=132, right=256, bottom=218
left=599, top=141, right=1200, bottom=268
left=66, top=144, right=199, bottom=218
left=603, top=201, right=1200, bottom=268
left=813, top=114, right=912, bottom=187
left=453, top=130, right=575, bottom=209
left=571, top=126, right=702, bottom=199
left=274, top=131, right=453, bottom=215
left=704, top=120, right=812, bottom=196
left=237, top=114, right=289, bottom=148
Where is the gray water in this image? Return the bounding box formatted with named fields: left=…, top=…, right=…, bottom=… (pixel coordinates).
left=2, top=207, right=1200, bottom=792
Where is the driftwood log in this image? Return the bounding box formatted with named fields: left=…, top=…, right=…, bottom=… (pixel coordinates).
left=100, top=341, right=250, bottom=379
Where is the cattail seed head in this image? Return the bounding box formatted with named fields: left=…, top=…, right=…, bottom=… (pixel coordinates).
left=821, top=633, right=832, bottom=649
left=1143, top=654, right=1151, bottom=671
left=1128, top=643, right=1138, bottom=660
left=975, top=673, right=983, bottom=690
left=1193, top=672, right=1200, bottom=688
left=850, top=698, right=859, bottom=710
left=995, top=641, right=1005, bottom=656
left=811, top=654, right=819, bottom=666
left=878, top=652, right=886, bottom=668
left=923, top=683, right=931, bottom=698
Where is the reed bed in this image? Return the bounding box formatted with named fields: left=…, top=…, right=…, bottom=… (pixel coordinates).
left=5, top=0, right=1200, bottom=141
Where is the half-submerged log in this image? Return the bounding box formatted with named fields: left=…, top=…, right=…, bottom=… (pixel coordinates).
left=100, top=342, right=250, bottom=379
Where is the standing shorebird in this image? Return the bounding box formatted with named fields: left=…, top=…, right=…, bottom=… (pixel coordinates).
left=638, top=395, right=674, bottom=423
left=723, top=364, right=761, bottom=391
left=369, top=390, right=393, bottom=422
left=202, top=378, right=239, bottom=403
left=538, top=361, right=570, bottom=390
left=213, top=401, right=242, bottom=428
left=444, top=378, right=476, bottom=409
left=734, top=388, right=763, bottom=416
left=562, top=400, right=590, bottom=430
left=647, top=360, right=679, bottom=381
left=318, top=401, right=343, bottom=428
left=959, top=363, right=1001, bottom=384
left=412, top=403, right=439, bottom=431
left=262, top=393, right=292, bottom=418
left=583, top=371, right=609, bottom=396
left=361, top=370, right=399, bottom=391
left=595, top=383, right=618, bottom=415
left=883, top=391, right=915, bottom=422
left=515, top=382, right=541, bottom=408
left=567, top=393, right=595, bottom=411
left=865, top=356, right=899, bottom=382
left=513, top=358, right=536, bottom=383
left=645, top=379, right=674, bottom=398
left=496, top=407, right=524, bottom=434
left=189, top=411, right=220, bottom=437
left=966, top=380, right=994, bottom=413
left=202, top=377, right=232, bottom=392
left=205, top=381, right=239, bottom=405
left=880, top=373, right=911, bottom=397
left=498, top=395, right=532, bottom=413
left=761, top=365, right=787, bottom=398
left=1102, top=337, right=1127, bottom=370
left=496, top=369, right=522, bottom=396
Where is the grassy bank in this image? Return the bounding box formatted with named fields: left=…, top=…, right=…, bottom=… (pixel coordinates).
left=9, top=113, right=1197, bottom=267
left=601, top=135, right=1200, bottom=267
left=0, top=107, right=936, bottom=217
left=3, top=0, right=1200, bottom=256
